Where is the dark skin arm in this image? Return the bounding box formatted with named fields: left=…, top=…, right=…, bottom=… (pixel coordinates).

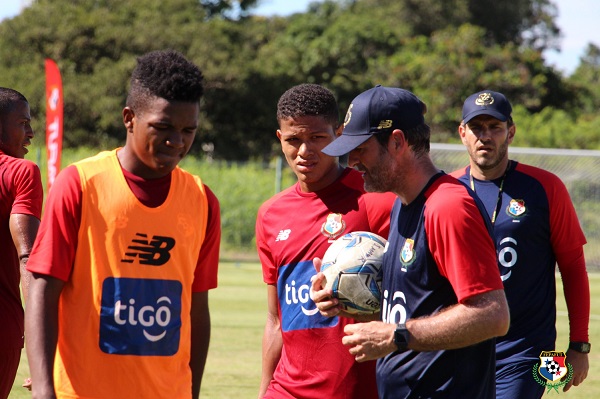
left=10, top=213, right=40, bottom=391
left=9, top=213, right=40, bottom=302
left=258, top=284, right=283, bottom=398
left=190, top=291, right=211, bottom=398
left=25, top=273, right=64, bottom=399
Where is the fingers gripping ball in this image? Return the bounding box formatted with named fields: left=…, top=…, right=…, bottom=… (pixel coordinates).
left=320, top=231, right=387, bottom=314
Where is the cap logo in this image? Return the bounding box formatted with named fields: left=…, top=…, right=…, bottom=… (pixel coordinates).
left=475, top=92, right=494, bottom=106
left=343, top=104, right=353, bottom=128
left=378, top=120, right=393, bottom=129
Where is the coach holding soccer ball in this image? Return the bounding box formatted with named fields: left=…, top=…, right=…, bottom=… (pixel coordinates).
left=311, top=85, right=509, bottom=398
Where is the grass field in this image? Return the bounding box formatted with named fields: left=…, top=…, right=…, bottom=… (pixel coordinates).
left=10, top=263, right=600, bottom=398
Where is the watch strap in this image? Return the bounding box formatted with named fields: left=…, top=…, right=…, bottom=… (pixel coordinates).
left=394, top=323, right=409, bottom=351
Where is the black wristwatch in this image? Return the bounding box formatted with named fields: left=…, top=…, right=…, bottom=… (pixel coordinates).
left=394, top=323, right=410, bottom=351
left=569, top=341, right=591, bottom=353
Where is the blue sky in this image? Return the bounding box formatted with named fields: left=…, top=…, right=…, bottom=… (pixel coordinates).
left=1, top=0, right=598, bottom=75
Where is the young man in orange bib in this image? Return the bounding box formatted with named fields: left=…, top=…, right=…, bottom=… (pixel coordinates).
left=25, top=50, right=221, bottom=399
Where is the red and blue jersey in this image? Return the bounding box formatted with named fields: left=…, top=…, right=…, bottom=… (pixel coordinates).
left=256, top=168, right=395, bottom=399
left=377, top=173, right=503, bottom=398
left=452, top=162, right=587, bottom=366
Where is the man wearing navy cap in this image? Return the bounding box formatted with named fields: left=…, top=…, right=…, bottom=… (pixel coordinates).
left=451, top=90, right=590, bottom=398
left=311, top=85, right=510, bottom=398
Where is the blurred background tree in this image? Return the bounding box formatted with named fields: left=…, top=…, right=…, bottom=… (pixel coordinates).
left=0, top=0, right=598, bottom=160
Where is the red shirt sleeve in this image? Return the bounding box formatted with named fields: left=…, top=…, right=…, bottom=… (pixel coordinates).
left=525, top=165, right=589, bottom=341
left=191, top=185, right=221, bottom=292
left=363, top=191, right=395, bottom=239
left=557, top=247, right=590, bottom=342
left=27, top=165, right=82, bottom=281
left=425, top=180, right=503, bottom=303
left=256, top=195, right=278, bottom=284
left=10, top=159, right=43, bottom=218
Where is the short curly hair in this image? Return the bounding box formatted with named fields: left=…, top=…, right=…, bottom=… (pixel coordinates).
left=126, top=49, right=204, bottom=112
left=276, top=84, right=339, bottom=128
left=0, top=87, right=28, bottom=118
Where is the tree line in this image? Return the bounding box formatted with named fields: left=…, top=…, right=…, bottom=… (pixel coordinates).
left=0, top=0, right=598, bottom=161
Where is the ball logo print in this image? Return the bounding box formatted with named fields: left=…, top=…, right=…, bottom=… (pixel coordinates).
left=320, top=231, right=387, bottom=314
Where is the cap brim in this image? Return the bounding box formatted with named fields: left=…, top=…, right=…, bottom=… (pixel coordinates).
left=463, top=110, right=508, bottom=124
left=322, top=133, right=373, bottom=157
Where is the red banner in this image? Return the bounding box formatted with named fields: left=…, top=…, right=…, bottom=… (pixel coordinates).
left=45, top=58, right=63, bottom=191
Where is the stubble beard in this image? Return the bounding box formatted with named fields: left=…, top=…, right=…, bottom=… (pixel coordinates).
left=471, top=138, right=509, bottom=172
left=363, top=156, right=395, bottom=193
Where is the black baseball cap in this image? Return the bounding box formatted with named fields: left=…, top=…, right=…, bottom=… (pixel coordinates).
left=322, top=85, right=426, bottom=157
left=462, top=90, right=512, bottom=124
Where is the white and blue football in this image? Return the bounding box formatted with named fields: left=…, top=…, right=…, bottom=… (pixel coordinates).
left=320, top=231, right=387, bottom=314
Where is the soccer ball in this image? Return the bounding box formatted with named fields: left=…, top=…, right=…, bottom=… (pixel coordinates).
left=320, top=231, right=387, bottom=314
left=546, top=360, right=561, bottom=375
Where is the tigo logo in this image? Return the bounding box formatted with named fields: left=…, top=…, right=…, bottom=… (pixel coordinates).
left=100, top=277, right=182, bottom=356
left=278, top=260, right=338, bottom=332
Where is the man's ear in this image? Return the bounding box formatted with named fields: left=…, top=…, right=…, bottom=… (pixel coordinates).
left=123, top=107, right=135, bottom=132
left=507, top=123, right=516, bottom=144
left=458, top=123, right=467, bottom=142
left=335, top=124, right=343, bottom=137
left=390, top=129, right=405, bottom=151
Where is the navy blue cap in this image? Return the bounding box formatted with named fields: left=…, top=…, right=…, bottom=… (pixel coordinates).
left=462, top=90, right=512, bottom=124
left=322, top=85, right=426, bottom=156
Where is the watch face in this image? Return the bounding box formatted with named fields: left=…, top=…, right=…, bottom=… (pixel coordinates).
left=582, top=343, right=591, bottom=352
left=570, top=342, right=591, bottom=353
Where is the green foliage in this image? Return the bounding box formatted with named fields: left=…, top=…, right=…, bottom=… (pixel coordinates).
left=467, top=0, right=560, bottom=51
left=370, top=24, right=573, bottom=141
left=0, top=0, right=599, bottom=161
left=569, top=44, right=600, bottom=114
left=512, top=105, right=600, bottom=149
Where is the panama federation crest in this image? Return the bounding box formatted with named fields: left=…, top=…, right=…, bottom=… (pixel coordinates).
left=507, top=199, right=526, bottom=217
left=400, top=238, right=415, bottom=270
left=532, top=351, right=573, bottom=393
left=321, top=213, right=346, bottom=240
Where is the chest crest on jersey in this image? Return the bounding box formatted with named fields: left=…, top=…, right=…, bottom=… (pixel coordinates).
left=400, top=238, right=416, bottom=270
left=506, top=199, right=527, bottom=218
left=321, top=213, right=346, bottom=240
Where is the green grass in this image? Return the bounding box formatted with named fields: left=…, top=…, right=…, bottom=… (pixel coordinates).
left=11, top=265, right=600, bottom=398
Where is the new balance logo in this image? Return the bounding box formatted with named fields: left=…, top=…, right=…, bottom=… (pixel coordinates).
left=276, top=229, right=291, bottom=242
left=122, top=233, right=175, bottom=266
